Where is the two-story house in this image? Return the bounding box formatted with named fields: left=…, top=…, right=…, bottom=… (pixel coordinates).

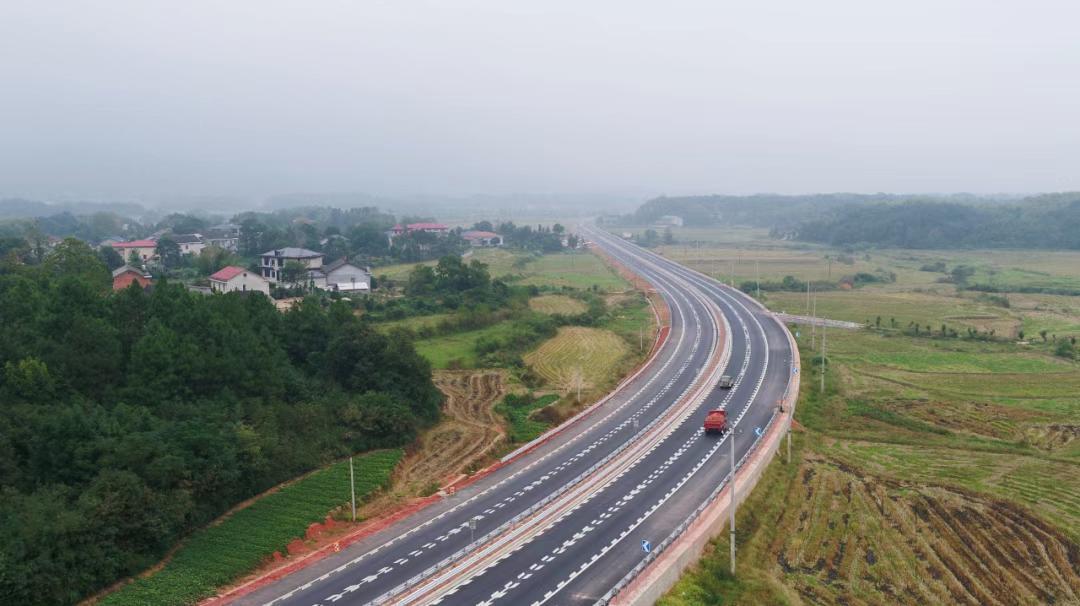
left=111, top=239, right=159, bottom=262
left=260, top=247, right=324, bottom=283
left=309, top=259, right=371, bottom=292
left=172, top=234, right=206, bottom=255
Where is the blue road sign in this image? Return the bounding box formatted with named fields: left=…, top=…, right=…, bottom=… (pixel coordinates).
left=641, top=539, right=651, bottom=553
left=754, top=427, right=763, bottom=437
left=793, top=366, right=799, bottom=374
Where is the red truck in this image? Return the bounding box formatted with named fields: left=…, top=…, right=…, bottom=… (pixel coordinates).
left=703, top=409, right=728, bottom=434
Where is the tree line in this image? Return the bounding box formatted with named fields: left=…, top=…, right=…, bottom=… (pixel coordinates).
left=0, top=239, right=441, bottom=605
left=793, top=196, right=1080, bottom=249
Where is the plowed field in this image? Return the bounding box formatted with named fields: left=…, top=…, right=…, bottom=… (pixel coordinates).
left=395, top=370, right=507, bottom=494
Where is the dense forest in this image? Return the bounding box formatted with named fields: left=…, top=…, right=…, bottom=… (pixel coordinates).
left=793, top=195, right=1080, bottom=249
left=0, top=239, right=441, bottom=605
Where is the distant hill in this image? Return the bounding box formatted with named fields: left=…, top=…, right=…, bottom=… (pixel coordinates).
left=793, top=194, right=1080, bottom=249
left=626, top=192, right=1080, bottom=249
left=628, top=193, right=1018, bottom=228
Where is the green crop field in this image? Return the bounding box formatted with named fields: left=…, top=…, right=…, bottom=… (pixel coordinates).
left=496, top=394, right=561, bottom=444
left=100, top=450, right=402, bottom=606
left=652, top=226, right=1080, bottom=605
left=413, top=322, right=521, bottom=369
left=518, top=251, right=629, bottom=291
left=372, top=248, right=629, bottom=292
left=528, top=294, right=588, bottom=315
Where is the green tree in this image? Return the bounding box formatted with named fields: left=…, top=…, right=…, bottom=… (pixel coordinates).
left=1054, top=338, right=1075, bottom=359
left=98, top=245, right=125, bottom=270
left=43, top=238, right=110, bottom=289
left=156, top=237, right=182, bottom=270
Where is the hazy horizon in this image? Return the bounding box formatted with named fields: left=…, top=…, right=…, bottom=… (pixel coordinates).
left=2, top=1, right=1078, bottom=200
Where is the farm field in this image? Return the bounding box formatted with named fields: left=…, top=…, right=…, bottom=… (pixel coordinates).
left=528, top=294, right=587, bottom=315
left=373, top=248, right=628, bottom=292
left=412, top=322, right=520, bottom=369
left=649, top=226, right=1080, bottom=605
left=394, top=371, right=507, bottom=496
left=516, top=251, right=629, bottom=291
left=524, top=326, right=631, bottom=394
left=99, top=450, right=402, bottom=606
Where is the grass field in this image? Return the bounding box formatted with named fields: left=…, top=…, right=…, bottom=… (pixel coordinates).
left=412, top=322, right=522, bottom=369
left=373, top=248, right=630, bottom=292
left=650, top=226, right=1080, bottom=605
left=528, top=294, right=588, bottom=315
left=100, top=450, right=402, bottom=606
left=517, top=251, right=629, bottom=291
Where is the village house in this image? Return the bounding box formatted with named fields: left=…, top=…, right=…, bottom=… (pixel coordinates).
left=461, top=230, right=503, bottom=247
left=386, top=222, right=449, bottom=244
left=171, top=234, right=206, bottom=255
left=309, top=259, right=371, bottom=292
left=111, top=265, right=152, bottom=291
left=111, top=239, right=158, bottom=262
left=209, top=266, right=270, bottom=295
left=259, top=247, right=324, bottom=283
left=204, top=224, right=240, bottom=251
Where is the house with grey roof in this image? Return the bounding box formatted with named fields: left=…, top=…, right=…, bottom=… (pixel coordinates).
left=309, top=259, right=371, bottom=292
left=259, top=247, right=324, bottom=283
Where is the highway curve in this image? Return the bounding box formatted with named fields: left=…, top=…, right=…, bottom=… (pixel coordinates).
left=235, top=227, right=796, bottom=606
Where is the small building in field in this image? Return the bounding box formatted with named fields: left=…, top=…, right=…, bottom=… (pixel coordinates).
left=309, top=259, right=371, bottom=292
left=111, top=239, right=158, bottom=262
left=111, top=265, right=152, bottom=291
left=461, top=230, right=503, bottom=247
left=209, top=266, right=270, bottom=295
left=259, top=247, right=324, bottom=283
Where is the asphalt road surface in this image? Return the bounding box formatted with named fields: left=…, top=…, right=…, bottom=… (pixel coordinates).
left=237, top=227, right=795, bottom=606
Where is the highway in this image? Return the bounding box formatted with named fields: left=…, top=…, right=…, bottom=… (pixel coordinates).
left=236, top=227, right=796, bottom=606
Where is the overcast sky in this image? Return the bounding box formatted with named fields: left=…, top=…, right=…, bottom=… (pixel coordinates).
left=1, top=0, right=1078, bottom=201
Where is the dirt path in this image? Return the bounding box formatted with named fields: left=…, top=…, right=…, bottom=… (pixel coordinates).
left=393, top=370, right=508, bottom=495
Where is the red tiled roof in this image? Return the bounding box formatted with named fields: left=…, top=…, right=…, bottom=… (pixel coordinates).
left=462, top=230, right=499, bottom=239
left=209, top=266, right=247, bottom=281
left=406, top=222, right=448, bottom=230
left=112, top=239, right=157, bottom=248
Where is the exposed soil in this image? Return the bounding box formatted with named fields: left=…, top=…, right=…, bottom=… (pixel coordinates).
left=771, top=453, right=1080, bottom=605
left=394, top=370, right=508, bottom=495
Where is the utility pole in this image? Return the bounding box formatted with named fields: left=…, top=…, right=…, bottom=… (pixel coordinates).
left=730, top=259, right=735, bottom=287
left=639, top=322, right=644, bottom=352
left=806, top=279, right=811, bottom=316
left=755, top=260, right=760, bottom=300
left=576, top=367, right=582, bottom=401
left=811, top=293, right=817, bottom=349
left=730, top=428, right=737, bottom=576
left=349, top=456, right=357, bottom=522
left=820, top=325, right=827, bottom=394
left=787, top=430, right=792, bottom=464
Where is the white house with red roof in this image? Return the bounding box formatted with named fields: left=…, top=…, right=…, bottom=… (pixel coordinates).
left=461, top=230, right=503, bottom=247
left=209, top=266, right=270, bottom=295
left=386, top=222, right=450, bottom=244
left=111, top=239, right=159, bottom=262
